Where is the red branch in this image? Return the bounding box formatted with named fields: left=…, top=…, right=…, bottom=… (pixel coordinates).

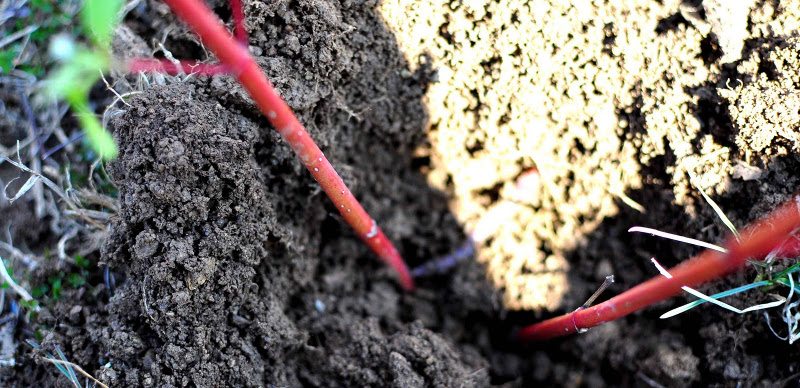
left=230, top=0, right=249, bottom=45
left=517, top=194, right=800, bottom=341
left=160, top=0, right=414, bottom=290
left=128, top=58, right=229, bottom=76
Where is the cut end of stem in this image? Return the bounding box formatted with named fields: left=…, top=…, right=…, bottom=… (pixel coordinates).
left=397, top=264, right=415, bottom=291
left=362, top=227, right=415, bottom=291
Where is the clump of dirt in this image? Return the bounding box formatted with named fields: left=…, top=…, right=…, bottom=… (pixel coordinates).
left=101, top=84, right=308, bottom=386
left=723, top=36, right=800, bottom=156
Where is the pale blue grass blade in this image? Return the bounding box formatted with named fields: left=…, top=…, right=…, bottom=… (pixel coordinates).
left=659, top=263, right=800, bottom=319
left=662, top=283, right=785, bottom=319
left=652, top=258, right=786, bottom=319
left=47, top=354, right=73, bottom=384
left=26, top=341, right=77, bottom=386
left=54, top=345, right=80, bottom=387
left=660, top=280, right=770, bottom=319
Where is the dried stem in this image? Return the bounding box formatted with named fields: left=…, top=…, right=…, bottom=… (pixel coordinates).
left=40, top=357, right=109, bottom=388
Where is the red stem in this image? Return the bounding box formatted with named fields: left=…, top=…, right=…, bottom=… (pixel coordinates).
left=517, top=195, right=800, bottom=341
left=128, top=58, right=229, bottom=76
left=776, top=234, right=800, bottom=258
left=161, top=0, right=414, bottom=290
left=230, top=0, right=249, bottom=45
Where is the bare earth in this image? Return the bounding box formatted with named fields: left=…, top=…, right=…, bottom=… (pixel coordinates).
left=4, top=0, right=800, bottom=387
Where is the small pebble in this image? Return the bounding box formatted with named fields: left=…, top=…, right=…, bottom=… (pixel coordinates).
left=69, top=305, right=83, bottom=323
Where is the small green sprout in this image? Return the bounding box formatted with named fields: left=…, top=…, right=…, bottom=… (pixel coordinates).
left=48, top=273, right=63, bottom=299
left=66, top=272, right=86, bottom=288
left=0, top=49, right=16, bottom=73
left=19, top=299, right=40, bottom=310
left=48, top=0, right=123, bottom=160
left=31, top=284, right=48, bottom=299
left=74, top=254, right=90, bottom=269
left=31, top=256, right=92, bottom=302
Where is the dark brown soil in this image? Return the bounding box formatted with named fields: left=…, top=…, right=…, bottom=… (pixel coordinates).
left=4, top=0, right=800, bottom=387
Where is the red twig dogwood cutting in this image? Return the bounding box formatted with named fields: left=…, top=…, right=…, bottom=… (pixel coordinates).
left=128, top=58, right=228, bottom=76
left=517, top=194, right=800, bottom=341
left=142, top=0, right=414, bottom=290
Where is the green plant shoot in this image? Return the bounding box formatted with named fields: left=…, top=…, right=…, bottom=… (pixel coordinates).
left=48, top=0, right=123, bottom=160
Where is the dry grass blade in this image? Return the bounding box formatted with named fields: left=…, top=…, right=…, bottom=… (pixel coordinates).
left=687, top=170, right=741, bottom=241
left=0, top=254, right=38, bottom=311
left=651, top=258, right=785, bottom=318
left=0, top=241, right=38, bottom=270
left=0, top=154, right=106, bottom=231
left=41, top=357, right=109, bottom=388
left=628, top=226, right=727, bottom=253
left=0, top=24, right=38, bottom=49
left=72, top=188, right=118, bottom=212
left=3, top=175, right=40, bottom=202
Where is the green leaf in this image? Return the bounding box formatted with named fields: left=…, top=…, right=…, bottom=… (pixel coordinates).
left=47, top=47, right=118, bottom=161
left=75, top=102, right=118, bottom=160
left=49, top=274, right=62, bottom=285
left=67, top=273, right=86, bottom=288
left=32, top=284, right=48, bottom=298
left=81, top=0, right=123, bottom=48
left=49, top=61, right=86, bottom=100
left=18, top=65, right=45, bottom=77
left=0, top=49, right=15, bottom=73
left=75, top=255, right=90, bottom=269
left=20, top=299, right=39, bottom=310
left=31, top=0, right=54, bottom=13
left=51, top=278, right=62, bottom=299
left=48, top=49, right=107, bottom=101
